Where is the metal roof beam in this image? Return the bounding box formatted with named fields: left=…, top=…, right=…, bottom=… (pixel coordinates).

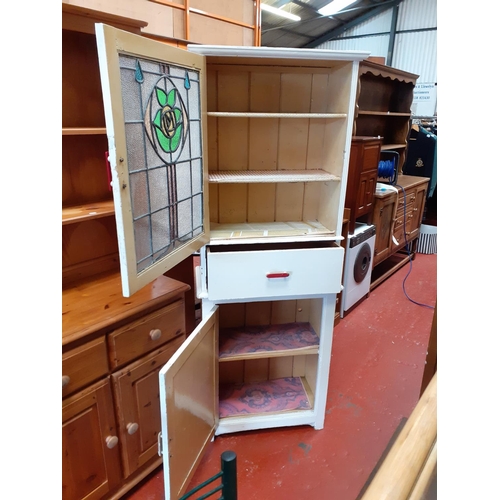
left=302, top=0, right=402, bottom=48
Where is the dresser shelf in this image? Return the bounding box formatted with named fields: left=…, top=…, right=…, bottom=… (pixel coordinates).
left=381, top=143, right=407, bottom=151
left=358, top=110, right=411, bottom=117
left=62, top=200, right=115, bottom=225
left=62, top=127, right=107, bottom=135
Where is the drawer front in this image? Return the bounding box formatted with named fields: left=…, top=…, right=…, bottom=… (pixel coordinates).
left=207, top=246, right=344, bottom=301
left=62, top=336, right=108, bottom=398
left=397, top=188, right=416, bottom=211
left=108, top=300, right=186, bottom=369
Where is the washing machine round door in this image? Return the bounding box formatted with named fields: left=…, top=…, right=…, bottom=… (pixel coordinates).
left=353, top=242, right=372, bottom=283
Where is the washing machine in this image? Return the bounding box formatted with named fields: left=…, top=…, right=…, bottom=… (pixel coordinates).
left=340, top=222, right=376, bottom=318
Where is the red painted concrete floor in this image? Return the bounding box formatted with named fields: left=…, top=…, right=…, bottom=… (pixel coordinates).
left=124, top=252, right=437, bottom=500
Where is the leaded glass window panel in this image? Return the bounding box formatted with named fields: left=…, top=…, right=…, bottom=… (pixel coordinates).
left=118, top=54, right=204, bottom=273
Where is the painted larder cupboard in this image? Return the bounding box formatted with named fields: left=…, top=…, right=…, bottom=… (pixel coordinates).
left=96, top=23, right=368, bottom=499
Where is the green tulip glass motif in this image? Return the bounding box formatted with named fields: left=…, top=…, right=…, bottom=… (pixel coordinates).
left=153, top=86, right=183, bottom=153
left=142, top=69, right=190, bottom=163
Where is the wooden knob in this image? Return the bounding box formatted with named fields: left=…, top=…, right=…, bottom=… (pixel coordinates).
left=62, top=375, right=70, bottom=388
left=106, top=436, right=119, bottom=449
left=127, top=422, right=139, bottom=435
left=149, top=329, right=162, bottom=341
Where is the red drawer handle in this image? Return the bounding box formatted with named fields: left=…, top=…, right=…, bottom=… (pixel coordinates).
left=266, top=272, right=290, bottom=279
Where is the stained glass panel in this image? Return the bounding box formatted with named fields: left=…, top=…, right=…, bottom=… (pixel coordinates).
left=118, top=54, right=204, bottom=272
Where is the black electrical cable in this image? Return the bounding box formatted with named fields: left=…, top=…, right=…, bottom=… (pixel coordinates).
left=396, top=184, right=435, bottom=310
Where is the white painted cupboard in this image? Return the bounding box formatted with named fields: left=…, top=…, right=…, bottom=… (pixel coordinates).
left=96, top=23, right=368, bottom=499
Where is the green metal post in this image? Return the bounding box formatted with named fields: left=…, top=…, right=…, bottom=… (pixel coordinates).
left=221, top=451, right=237, bottom=500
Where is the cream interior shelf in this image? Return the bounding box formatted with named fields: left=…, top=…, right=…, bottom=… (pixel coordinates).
left=208, top=169, right=340, bottom=184
left=207, top=112, right=347, bottom=119
left=209, top=221, right=335, bottom=242
left=62, top=200, right=115, bottom=225
left=62, top=127, right=107, bottom=135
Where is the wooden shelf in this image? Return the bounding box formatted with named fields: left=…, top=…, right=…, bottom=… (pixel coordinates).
left=219, top=322, right=319, bottom=362
left=207, top=112, right=347, bottom=119
left=62, top=127, right=107, bottom=136
left=208, top=169, right=340, bottom=184
left=62, top=200, right=115, bottom=225
left=358, top=111, right=411, bottom=117
left=381, top=143, right=407, bottom=151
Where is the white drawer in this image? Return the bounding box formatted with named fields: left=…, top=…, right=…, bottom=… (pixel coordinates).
left=206, top=245, right=344, bottom=301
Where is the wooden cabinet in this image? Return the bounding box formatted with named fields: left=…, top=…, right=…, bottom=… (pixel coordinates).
left=353, top=61, right=418, bottom=174
left=95, top=23, right=368, bottom=499
left=62, top=378, right=122, bottom=500
left=344, top=136, right=382, bottom=233
left=62, top=273, right=190, bottom=500
left=370, top=175, right=429, bottom=289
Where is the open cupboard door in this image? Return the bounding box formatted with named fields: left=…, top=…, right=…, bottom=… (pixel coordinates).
left=95, top=23, right=210, bottom=297
left=159, top=306, right=219, bottom=499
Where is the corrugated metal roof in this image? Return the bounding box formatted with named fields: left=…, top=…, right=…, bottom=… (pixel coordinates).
left=310, top=0, right=436, bottom=83
left=260, top=0, right=400, bottom=48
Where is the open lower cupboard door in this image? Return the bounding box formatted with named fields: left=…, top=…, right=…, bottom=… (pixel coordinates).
left=95, top=23, right=210, bottom=297
left=158, top=306, right=219, bottom=499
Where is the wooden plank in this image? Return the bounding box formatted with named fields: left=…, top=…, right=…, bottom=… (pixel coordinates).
left=359, top=374, right=437, bottom=500
left=62, top=127, right=107, bottom=135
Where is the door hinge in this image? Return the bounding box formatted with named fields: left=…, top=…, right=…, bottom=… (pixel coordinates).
left=158, top=432, right=163, bottom=456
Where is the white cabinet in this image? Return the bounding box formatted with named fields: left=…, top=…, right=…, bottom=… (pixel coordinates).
left=96, top=23, right=368, bottom=499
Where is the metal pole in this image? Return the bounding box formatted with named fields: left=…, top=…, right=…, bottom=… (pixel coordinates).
left=221, top=450, right=237, bottom=500
left=387, top=2, right=400, bottom=66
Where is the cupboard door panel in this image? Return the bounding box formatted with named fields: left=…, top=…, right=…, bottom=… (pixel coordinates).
left=96, top=24, right=209, bottom=297
left=159, top=307, right=219, bottom=500
left=373, top=194, right=397, bottom=266
left=112, top=337, right=185, bottom=478
left=62, top=378, right=121, bottom=500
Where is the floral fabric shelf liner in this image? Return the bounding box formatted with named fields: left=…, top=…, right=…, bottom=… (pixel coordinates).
left=219, top=377, right=312, bottom=418
left=219, top=322, right=319, bottom=360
